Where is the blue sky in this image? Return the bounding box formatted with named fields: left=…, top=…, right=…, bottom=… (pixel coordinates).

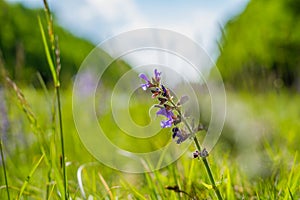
left=6, top=0, right=249, bottom=59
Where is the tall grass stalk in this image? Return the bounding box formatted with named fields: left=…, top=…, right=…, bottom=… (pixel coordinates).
left=0, top=139, right=10, bottom=200
left=56, top=87, right=68, bottom=199
left=6, top=77, right=49, bottom=156
left=39, top=0, right=68, bottom=198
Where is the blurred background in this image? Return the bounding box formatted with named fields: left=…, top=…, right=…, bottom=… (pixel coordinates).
left=2, top=0, right=300, bottom=89
left=2, top=0, right=250, bottom=86
left=1, top=0, right=300, bottom=198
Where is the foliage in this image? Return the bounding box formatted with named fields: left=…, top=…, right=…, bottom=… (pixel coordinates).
left=0, top=0, right=94, bottom=86
left=0, top=0, right=131, bottom=88
left=217, top=0, right=300, bottom=90
left=1, top=87, right=300, bottom=199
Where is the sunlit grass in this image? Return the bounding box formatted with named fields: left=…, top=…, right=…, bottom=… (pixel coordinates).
left=1, top=86, right=300, bottom=199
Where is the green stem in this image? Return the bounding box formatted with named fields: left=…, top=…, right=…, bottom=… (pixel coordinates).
left=46, top=169, right=51, bottom=200
left=194, top=137, right=223, bottom=200
left=171, top=100, right=223, bottom=199
left=56, top=87, right=68, bottom=199
left=0, top=139, right=10, bottom=200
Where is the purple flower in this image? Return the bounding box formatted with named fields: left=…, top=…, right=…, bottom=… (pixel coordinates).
left=156, top=107, right=173, bottom=118
left=160, top=119, right=173, bottom=128
left=161, top=85, right=167, bottom=97
left=193, top=150, right=200, bottom=158
left=172, top=127, right=189, bottom=144
left=154, top=69, right=161, bottom=82
left=156, top=107, right=174, bottom=128
left=138, top=69, right=161, bottom=90
left=139, top=73, right=151, bottom=90
left=192, top=149, right=208, bottom=158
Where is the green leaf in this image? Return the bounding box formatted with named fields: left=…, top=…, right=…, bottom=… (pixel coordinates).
left=201, top=181, right=213, bottom=190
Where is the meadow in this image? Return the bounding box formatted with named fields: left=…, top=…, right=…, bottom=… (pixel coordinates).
left=1, top=0, right=300, bottom=199
left=1, top=85, right=300, bottom=199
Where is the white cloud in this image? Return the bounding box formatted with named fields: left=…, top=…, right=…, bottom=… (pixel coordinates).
left=84, top=0, right=144, bottom=24
left=49, top=0, right=149, bottom=43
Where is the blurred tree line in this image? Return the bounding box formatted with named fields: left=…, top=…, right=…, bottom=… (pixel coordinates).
left=0, top=0, right=95, bottom=86
left=4, top=0, right=299, bottom=91
left=0, top=0, right=131, bottom=88
left=217, top=0, right=300, bottom=91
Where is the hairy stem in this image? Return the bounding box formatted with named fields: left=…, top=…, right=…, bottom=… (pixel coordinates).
left=171, top=99, right=223, bottom=199
left=194, top=137, right=223, bottom=200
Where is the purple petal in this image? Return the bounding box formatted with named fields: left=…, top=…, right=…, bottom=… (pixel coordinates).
left=176, top=135, right=184, bottom=144
left=141, top=83, right=150, bottom=90
left=176, top=134, right=189, bottom=144
left=139, top=73, right=151, bottom=90
left=156, top=108, right=167, bottom=117
left=161, top=85, right=167, bottom=97
left=154, top=69, right=161, bottom=80
left=160, top=119, right=173, bottom=128
left=171, top=127, right=189, bottom=144
left=156, top=108, right=174, bottom=119
left=139, top=73, right=150, bottom=82
left=166, top=110, right=174, bottom=119
left=193, top=151, right=200, bottom=158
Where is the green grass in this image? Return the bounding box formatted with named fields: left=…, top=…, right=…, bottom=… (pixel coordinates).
left=1, top=86, right=300, bottom=199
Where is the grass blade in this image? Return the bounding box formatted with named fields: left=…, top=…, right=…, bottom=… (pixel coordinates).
left=284, top=152, right=298, bottom=200
left=37, top=16, right=59, bottom=87
left=226, top=168, right=234, bottom=200
left=36, top=72, right=51, bottom=104
left=121, top=180, right=147, bottom=200
left=56, top=87, right=68, bottom=199
left=17, top=153, right=45, bottom=199
left=288, top=187, right=294, bottom=200
left=77, top=164, right=87, bottom=199
left=0, top=139, right=10, bottom=200
left=98, top=172, right=114, bottom=200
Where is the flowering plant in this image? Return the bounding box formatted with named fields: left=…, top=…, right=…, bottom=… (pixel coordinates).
left=139, top=69, right=223, bottom=199
left=139, top=69, right=203, bottom=145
